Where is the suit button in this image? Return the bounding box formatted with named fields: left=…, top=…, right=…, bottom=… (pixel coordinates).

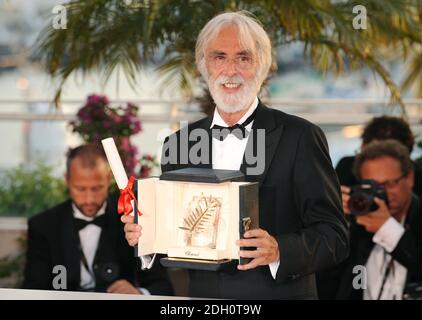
left=93, top=264, right=98, bottom=270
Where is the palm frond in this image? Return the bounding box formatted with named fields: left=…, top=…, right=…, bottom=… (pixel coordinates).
left=401, top=47, right=422, bottom=98
left=180, top=194, right=219, bottom=234
left=33, top=0, right=422, bottom=111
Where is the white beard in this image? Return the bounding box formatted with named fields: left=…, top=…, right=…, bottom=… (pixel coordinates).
left=208, top=75, right=259, bottom=114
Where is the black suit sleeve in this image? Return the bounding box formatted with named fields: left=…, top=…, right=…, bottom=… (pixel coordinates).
left=22, top=218, right=53, bottom=289
left=391, top=216, right=422, bottom=279
left=276, top=124, right=350, bottom=283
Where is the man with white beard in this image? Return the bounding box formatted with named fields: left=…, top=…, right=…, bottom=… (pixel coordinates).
left=122, top=11, right=349, bottom=299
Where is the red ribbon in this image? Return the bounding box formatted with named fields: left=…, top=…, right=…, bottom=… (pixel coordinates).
left=117, top=176, right=142, bottom=216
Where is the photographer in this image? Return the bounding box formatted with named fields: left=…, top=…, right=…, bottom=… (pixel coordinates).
left=23, top=144, right=173, bottom=295
left=333, top=139, right=422, bottom=299
left=336, top=116, right=422, bottom=198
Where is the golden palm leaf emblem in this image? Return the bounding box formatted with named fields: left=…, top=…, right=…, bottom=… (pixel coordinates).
left=179, top=193, right=221, bottom=247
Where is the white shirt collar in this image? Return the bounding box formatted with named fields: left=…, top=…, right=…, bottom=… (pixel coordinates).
left=72, top=202, right=107, bottom=221
left=210, top=97, right=259, bottom=128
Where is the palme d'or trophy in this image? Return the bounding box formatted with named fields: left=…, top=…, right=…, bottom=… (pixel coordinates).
left=179, top=193, right=222, bottom=249
left=102, top=137, right=259, bottom=271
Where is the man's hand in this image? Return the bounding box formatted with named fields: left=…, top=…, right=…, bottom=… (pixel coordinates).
left=236, top=228, right=280, bottom=271
left=341, top=185, right=351, bottom=215
left=356, top=197, right=391, bottom=233
left=107, top=279, right=141, bottom=295
left=121, top=215, right=142, bottom=247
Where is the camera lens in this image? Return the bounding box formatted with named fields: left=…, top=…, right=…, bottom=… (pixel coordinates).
left=348, top=192, right=372, bottom=216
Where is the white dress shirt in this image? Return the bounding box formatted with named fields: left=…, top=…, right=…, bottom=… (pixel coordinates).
left=73, top=203, right=150, bottom=294
left=210, top=97, right=280, bottom=280
left=364, top=217, right=407, bottom=300
left=72, top=203, right=106, bottom=290
left=210, top=98, right=257, bottom=170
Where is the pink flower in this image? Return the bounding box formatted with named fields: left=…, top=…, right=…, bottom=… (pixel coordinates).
left=132, top=121, right=142, bottom=134
left=87, top=94, right=101, bottom=105
left=72, top=94, right=144, bottom=175
left=102, top=95, right=110, bottom=105
left=127, top=102, right=136, bottom=110
left=140, top=165, right=152, bottom=178
left=110, top=113, right=122, bottom=123
left=144, top=154, right=154, bottom=161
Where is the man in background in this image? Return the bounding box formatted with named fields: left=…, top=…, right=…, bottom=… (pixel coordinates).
left=23, top=144, right=173, bottom=295
left=317, top=116, right=422, bottom=299
left=323, top=140, right=422, bottom=299
left=336, top=116, right=422, bottom=197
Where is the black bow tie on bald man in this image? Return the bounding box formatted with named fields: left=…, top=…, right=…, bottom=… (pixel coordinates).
left=74, top=214, right=106, bottom=232
left=211, top=107, right=257, bottom=141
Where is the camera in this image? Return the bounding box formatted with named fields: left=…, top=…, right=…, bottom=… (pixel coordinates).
left=347, top=180, right=389, bottom=216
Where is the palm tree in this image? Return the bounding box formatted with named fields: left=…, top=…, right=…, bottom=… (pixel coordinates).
left=35, top=0, right=422, bottom=114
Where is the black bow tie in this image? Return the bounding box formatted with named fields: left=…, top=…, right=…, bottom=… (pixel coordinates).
left=74, top=214, right=106, bottom=231
left=211, top=107, right=257, bottom=141
left=211, top=123, right=247, bottom=141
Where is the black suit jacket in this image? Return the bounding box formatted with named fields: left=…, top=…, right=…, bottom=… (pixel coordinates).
left=23, top=197, right=173, bottom=295
left=161, top=102, right=349, bottom=299
left=332, top=195, right=422, bottom=300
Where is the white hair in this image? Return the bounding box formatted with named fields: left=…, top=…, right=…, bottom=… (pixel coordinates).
left=195, top=11, right=272, bottom=86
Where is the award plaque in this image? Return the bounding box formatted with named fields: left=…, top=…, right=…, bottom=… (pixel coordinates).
left=133, top=168, right=259, bottom=271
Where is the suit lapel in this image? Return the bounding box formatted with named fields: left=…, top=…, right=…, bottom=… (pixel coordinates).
left=240, top=101, right=284, bottom=186
left=93, top=202, right=115, bottom=266
left=60, top=201, right=81, bottom=289
left=187, top=116, right=213, bottom=169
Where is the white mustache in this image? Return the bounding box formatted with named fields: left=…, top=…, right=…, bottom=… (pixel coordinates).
left=216, top=75, right=245, bottom=85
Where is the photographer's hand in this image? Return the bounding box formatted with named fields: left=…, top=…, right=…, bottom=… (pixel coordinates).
left=341, top=185, right=351, bottom=215
left=356, top=197, right=391, bottom=233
